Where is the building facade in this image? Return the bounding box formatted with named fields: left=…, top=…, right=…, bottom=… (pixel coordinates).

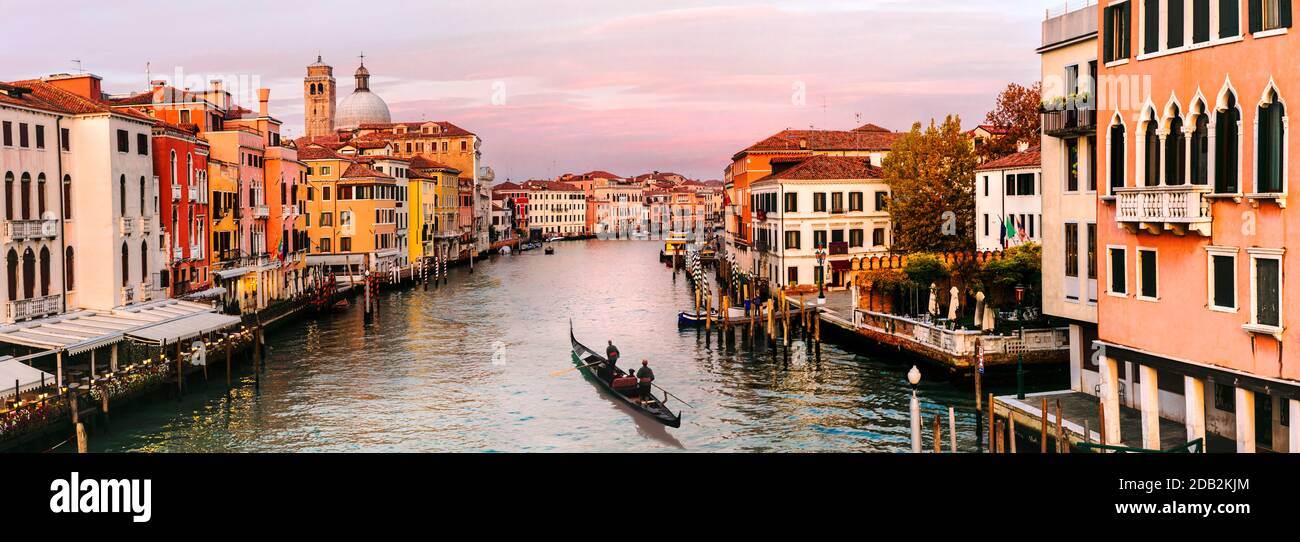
left=975, top=147, right=1044, bottom=251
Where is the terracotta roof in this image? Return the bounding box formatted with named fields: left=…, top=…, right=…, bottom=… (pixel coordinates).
left=853, top=123, right=892, bottom=133
left=736, top=127, right=902, bottom=158
left=977, top=146, right=1042, bottom=171
left=520, top=180, right=581, bottom=192
left=341, top=162, right=392, bottom=180
left=493, top=181, right=522, bottom=191
left=356, top=120, right=476, bottom=138
left=408, top=155, right=459, bottom=172
left=756, top=155, right=883, bottom=182
left=969, top=124, right=1010, bottom=136
left=297, top=145, right=350, bottom=161
left=579, top=170, right=622, bottom=180
left=1, top=79, right=154, bottom=122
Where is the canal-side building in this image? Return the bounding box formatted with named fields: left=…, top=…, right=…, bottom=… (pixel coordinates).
left=723, top=123, right=904, bottom=286
left=748, top=155, right=890, bottom=293
left=152, top=121, right=211, bottom=298
left=1039, top=2, right=1101, bottom=397
left=301, top=145, right=404, bottom=275
left=0, top=81, right=69, bottom=322
left=1095, top=0, right=1299, bottom=452
left=974, top=146, right=1043, bottom=251
left=405, top=156, right=461, bottom=265
left=593, top=181, right=645, bottom=237
left=520, top=180, right=585, bottom=238
left=29, top=74, right=164, bottom=310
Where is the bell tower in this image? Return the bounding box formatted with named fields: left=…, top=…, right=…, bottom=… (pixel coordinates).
left=304, top=55, right=336, bottom=139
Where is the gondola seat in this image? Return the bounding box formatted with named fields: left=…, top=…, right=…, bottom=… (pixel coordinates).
left=611, top=376, right=639, bottom=392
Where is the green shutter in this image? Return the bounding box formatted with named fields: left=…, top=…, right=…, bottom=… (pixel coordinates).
left=1220, top=0, right=1240, bottom=36
left=1249, top=0, right=1263, bottom=33
left=1282, top=0, right=1293, bottom=28
left=1104, top=6, right=1115, bottom=61
left=1169, top=0, right=1186, bottom=48
left=1145, top=0, right=1161, bottom=53
left=1123, top=3, right=1132, bottom=56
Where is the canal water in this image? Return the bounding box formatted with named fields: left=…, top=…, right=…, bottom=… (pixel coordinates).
left=90, top=240, right=985, bottom=452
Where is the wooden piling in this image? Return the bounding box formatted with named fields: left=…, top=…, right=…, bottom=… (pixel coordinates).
left=1057, top=399, right=1067, bottom=453
left=70, top=388, right=79, bottom=426
left=1098, top=401, right=1106, bottom=448
left=1008, top=411, right=1017, bottom=453
left=814, top=309, right=821, bottom=342
left=225, top=337, right=232, bottom=387
left=987, top=392, right=995, bottom=453
left=201, top=333, right=208, bottom=381
left=948, top=406, right=957, bottom=453
left=75, top=422, right=87, bottom=453
left=933, top=415, right=941, bottom=453
left=175, top=339, right=184, bottom=394
left=1040, top=397, right=1049, bottom=453
left=993, top=420, right=1002, bottom=453
left=101, top=392, right=109, bottom=421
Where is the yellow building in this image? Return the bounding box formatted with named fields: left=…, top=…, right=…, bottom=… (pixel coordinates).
left=406, top=156, right=461, bottom=263
left=299, top=145, right=402, bottom=275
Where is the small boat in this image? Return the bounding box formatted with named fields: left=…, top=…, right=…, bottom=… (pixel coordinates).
left=570, top=324, right=682, bottom=428
left=544, top=245, right=555, bottom=255
left=546, top=236, right=565, bottom=243
left=660, top=231, right=689, bottom=262
left=676, top=310, right=719, bottom=327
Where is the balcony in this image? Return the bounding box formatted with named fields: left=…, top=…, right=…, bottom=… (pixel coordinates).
left=1115, top=184, right=1213, bottom=236
left=141, top=218, right=153, bottom=234
left=191, top=244, right=201, bottom=258
left=828, top=241, right=849, bottom=256
left=3, top=219, right=58, bottom=243
left=4, top=294, right=62, bottom=323
left=253, top=205, right=270, bottom=219
left=1042, top=108, right=1096, bottom=138
left=188, top=186, right=199, bottom=202
left=120, top=285, right=136, bottom=305
left=119, top=216, right=136, bottom=236
left=281, top=206, right=294, bottom=219
left=171, top=185, right=181, bottom=201
left=173, top=246, right=184, bottom=261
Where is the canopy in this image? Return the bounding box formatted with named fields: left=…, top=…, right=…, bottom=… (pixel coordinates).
left=0, top=300, right=236, bottom=354
left=214, top=267, right=250, bottom=280
left=0, top=357, right=55, bottom=399
left=830, top=260, right=851, bottom=271
left=183, top=286, right=228, bottom=300
left=127, top=311, right=241, bottom=345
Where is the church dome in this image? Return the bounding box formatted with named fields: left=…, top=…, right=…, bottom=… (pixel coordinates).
left=336, top=89, right=391, bottom=130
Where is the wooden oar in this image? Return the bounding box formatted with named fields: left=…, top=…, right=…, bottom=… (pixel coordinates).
left=550, top=361, right=603, bottom=377
left=652, top=383, right=694, bottom=408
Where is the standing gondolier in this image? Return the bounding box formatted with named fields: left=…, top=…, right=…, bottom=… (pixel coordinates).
left=601, top=340, right=621, bottom=381
left=636, top=360, right=655, bottom=402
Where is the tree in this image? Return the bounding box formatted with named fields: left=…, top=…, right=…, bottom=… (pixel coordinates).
left=979, top=82, right=1043, bottom=162
left=881, top=116, right=977, bottom=253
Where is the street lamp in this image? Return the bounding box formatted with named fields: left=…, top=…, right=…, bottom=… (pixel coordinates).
left=1015, top=284, right=1026, bottom=400
left=908, top=365, right=921, bottom=453
left=815, top=244, right=827, bottom=304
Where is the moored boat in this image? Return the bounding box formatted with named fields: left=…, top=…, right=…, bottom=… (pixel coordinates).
left=544, top=245, right=555, bottom=255
left=569, top=324, right=682, bottom=428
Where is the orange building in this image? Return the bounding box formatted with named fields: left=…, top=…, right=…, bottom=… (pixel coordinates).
left=300, top=145, right=403, bottom=276
left=1094, top=0, right=1298, bottom=452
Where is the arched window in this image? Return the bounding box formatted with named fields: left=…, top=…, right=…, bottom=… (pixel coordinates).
left=119, top=175, right=126, bottom=216
left=5, top=250, right=15, bottom=301
left=1258, top=88, right=1286, bottom=194
left=21, top=248, right=34, bottom=299
left=62, top=175, right=72, bottom=219
left=187, top=153, right=193, bottom=185
left=1143, top=108, right=1161, bottom=186
left=140, top=240, right=148, bottom=283
left=1191, top=102, right=1210, bottom=185
left=36, top=173, right=46, bottom=216
left=38, top=246, right=49, bottom=297
left=120, top=242, right=129, bottom=287
left=19, top=172, right=30, bottom=219
left=170, top=150, right=177, bottom=189
left=139, top=176, right=146, bottom=215
left=1216, top=91, right=1241, bottom=193
left=1165, top=105, right=1185, bottom=186
left=4, top=172, right=13, bottom=220
left=64, top=246, right=74, bottom=291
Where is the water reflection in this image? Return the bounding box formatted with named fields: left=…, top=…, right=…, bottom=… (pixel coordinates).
left=91, top=240, right=980, bottom=453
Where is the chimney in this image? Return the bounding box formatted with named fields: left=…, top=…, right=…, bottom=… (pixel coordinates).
left=258, top=88, right=271, bottom=117
left=43, top=73, right=103, bottom=100
left=210, top=79, right=223, bottom=93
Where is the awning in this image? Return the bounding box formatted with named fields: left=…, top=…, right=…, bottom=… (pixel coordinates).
left=183, top=286, right=228, bottom=300
left=0, top=299, right=233, bottom=355
left=0, top=357, right=54, bottom=399
left=127, top=311, right=241, bottom=345
left=214, top=267, right=250, bottom=280
left=830, top=260, right=852, bottom=271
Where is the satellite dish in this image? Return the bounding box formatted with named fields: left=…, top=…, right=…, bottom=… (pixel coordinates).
left=190, top=340, right=206, bottom=366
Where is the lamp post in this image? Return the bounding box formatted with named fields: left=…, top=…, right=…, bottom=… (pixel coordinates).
left=815, top=245, right=827, bottom=304
left=908, top=365, right=922, bottom=453
left=1015, top=284, right=1026, bottom=400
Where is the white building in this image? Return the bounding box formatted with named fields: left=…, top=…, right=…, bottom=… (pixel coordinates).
left=1039, top=2, right=1100, bottom=395
left=522, top=180, right=586, bottom=237
left=749, top=155, right=890, bottom=293
left=974, top=146, right=1042, bottom=252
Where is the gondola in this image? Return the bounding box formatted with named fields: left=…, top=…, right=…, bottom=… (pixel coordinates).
left=676, top=310, right=718, bottom=327
left=544, top=245, right=555, bottom=255
left=569, top=324, right=682, bottom=428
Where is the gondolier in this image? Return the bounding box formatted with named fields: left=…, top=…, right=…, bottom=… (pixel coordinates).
left=568, top=324, right=683, bottom=428
left=636, top=360, right=655, bottom=402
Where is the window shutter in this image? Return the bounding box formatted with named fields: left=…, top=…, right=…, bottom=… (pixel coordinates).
left=1123, top=3, right=1132, bottom=56
left=1145, top=0, right=1161, bottom=53
left=1249, top=0, right=1263, bottom=33
left=1169, top=0, right=1186, bottom=48
left=1282, top=0, right=1293, bottom=28
left=1220, top=0, right=1240, bottom=36
left=1104, top=7, right=1116, bottom=61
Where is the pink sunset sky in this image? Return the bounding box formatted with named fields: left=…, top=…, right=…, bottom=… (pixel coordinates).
left=3, top=0, right=1073, bottom=181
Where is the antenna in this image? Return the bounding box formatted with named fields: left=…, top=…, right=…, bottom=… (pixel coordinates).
left=71, top=59, right=83, bottom=74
